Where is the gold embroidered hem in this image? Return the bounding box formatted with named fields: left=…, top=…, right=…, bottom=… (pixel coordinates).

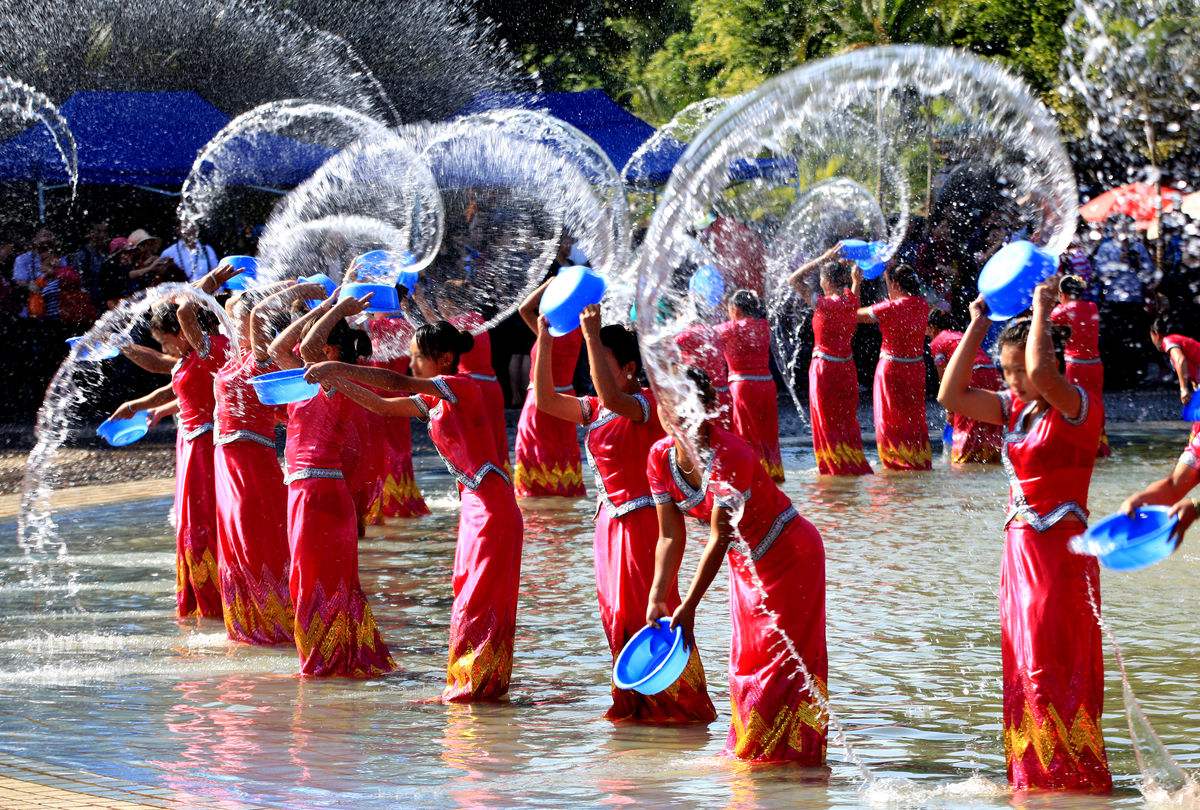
left=442, top=637, right=514, bottom=702
left=513, top=461, right=585, bottom=496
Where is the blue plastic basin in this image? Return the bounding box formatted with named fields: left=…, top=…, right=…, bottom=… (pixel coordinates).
left=1076, top=506, right=1179, bottom=572
left=942, top=420, right=954, bottom=447
left=689, top=263, right=726, bottom=311
left=350, top=249, right=416, bottom=285
left=613, top=618, right=690, bottom=695
left=539, top=265, right=607, bottom=336
left=1182, top=395, right=1200, bottom=422
left=219, top=255, right=258, bottom=292
left=97, top=411, right=149, bottom=447
left=66, top=336, right=119, bottom=362
left=977, top=240, right=1056, bottom=322
left=839, top=239, right=877, bottom=261
left=299, top=273, right=336, bottom=307
left=341, top=282, right=400, bottom=313
left=250, top=367, right=320, bottom=406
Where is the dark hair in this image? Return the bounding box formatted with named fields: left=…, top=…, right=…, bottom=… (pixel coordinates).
left=149, top=301, right=218, bottom=336
left=599, top=324, right=641, bottom=373
left=928, top=308, right=954, bottom=332
left=730, top=289, right=765, bottom=319
left=684, top=366, right=718, bottom=412
left=1060, top=274, right=1086, bottom=298
left=327, top=320, right=372, bottom=363
left=415, top=320, right=474, bottom=365
left=886, top=263, right=922, bottom=296
left=819, top=260, right=851, bottom=290
left=996, top=317, right=1068, bottom=371
left=1151, top=316, right=1169, bottom=336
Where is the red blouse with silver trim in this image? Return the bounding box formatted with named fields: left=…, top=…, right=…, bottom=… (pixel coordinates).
left=1050, top=300, right=1101, bottom=361
left=1163, top=334, right=1200, bottom=384
left=578, top=388, right=664, bottom=518
left=998, top=385, right=1102, bottom=531
left=411, top=374, right=508, bottom=490
left=172, top=333, right=229, bottom=435
left=715, top=318, right=771, bottom=377
left=646, top=427, right=797, bottom=561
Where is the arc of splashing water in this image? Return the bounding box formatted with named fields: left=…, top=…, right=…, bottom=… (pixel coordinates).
left=17, top=284, right=237, bottom=601
left=177, top=98, right=391, bottom=234
left=0, top=75, right=78, bottom=200
left=1083, top=576, right=1191, bottom=796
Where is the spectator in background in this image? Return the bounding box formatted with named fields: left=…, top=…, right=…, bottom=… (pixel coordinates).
left=1094, top=216, right=1152, bottom=305
left=1060, top=234, right=1094, bottom=288
left=160, top=222, right=217, bottom=282
left=13, top=228, right=72, bottom=319
left=0, top=227, right=20, bottom=316
left=100, top=236, right=132, bottom=308
left=73, top=218, right=110, bottom=308
left=12, top=227, right=56, bottom=288
left=1094, top=216, right=1155, bottom=387
left=126, top=229, right=185, bottom=292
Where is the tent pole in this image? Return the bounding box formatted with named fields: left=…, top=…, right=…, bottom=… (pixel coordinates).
left=37, top=181, right=45, bottom=222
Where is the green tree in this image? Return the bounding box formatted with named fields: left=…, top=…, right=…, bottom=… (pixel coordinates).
left=831, top=0, right=943, bottom=47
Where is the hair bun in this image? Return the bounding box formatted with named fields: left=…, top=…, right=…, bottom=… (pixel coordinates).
left=455, top=327, right=475, bottom=356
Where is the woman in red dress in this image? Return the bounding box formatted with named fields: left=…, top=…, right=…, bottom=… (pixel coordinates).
left=532, top=305, right=716, bottom=723
left=513, top=279, right=585, bottom=497
left=1151, top=318, right=1200, bottom=439
left=717, top=290, right=783, bottom=481
left=362, top=315, right=428, bottom=521
left=308, top=320, right=524, bottom=702
left=858, top=264, right=931, bottom=471
left=939, top=282, right=1110, bottom=792
left=268, top=292, right=394, bottom=678
left=115, top=292, right=229, bottom=620
left=676, top=322, right=733, bottom=430
left=646, top=368, right=827, bottom=764
left=928, top=311, right=1002, bottom=465
left=1121, top=427, right=1200, bottom=543
left=453, top=311, right=509, bottom=467
left=208, top=281, right=316, bottom=644
left=1050, top=275, right=1109, bottom=457
left=789, top=248, right=871, bottom=475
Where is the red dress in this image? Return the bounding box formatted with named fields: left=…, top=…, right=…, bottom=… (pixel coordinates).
left=647, top=427, right=827, bottom=764
left=998, top=386, right=1110, bottom=791
left=213, top=350, right=293, bottom=644
left=453, top=312, right=509, bottom=467
left=809, top=293, right=871, bottom=475
left=1051, top=300, right=1110, bottom=457
left=412, top=375, right=524, bottom=701
left=676, top=324, right=733, bottom=429
left=717, top=318, right=783, bottom=481
left=930, top=330, right=1002, bottom=464
left=284, top=389, right=394, bottom=678
left=1163, top=333, right=1200, bottom=438
left=579, top=389, right=717, bottom=724
left=514, top=331, right=585, bottom=497
left=870, top=295, right=931, bottom=470
left=171, top=334, right=228, bottom=620
left=365, top=318, right=428, bottom=521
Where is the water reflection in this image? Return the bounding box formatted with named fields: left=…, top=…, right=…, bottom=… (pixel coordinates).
left=0, top=430, right=1194, bottom=806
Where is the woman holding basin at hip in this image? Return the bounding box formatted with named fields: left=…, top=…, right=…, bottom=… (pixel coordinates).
left=513, top=276, right=586, bottom=497
left=857, top=263, right=932, bottom=471
left=268, top=290, right=395, bottom=678
left=1120, top=430, right=1200, bottom=545
left=645, top=368, right=827, bottom=764
left=532, top=305, right=716, bottom=724
left=716, top=290, right=784, bottom=482
left=305, top=320, right=524, bottom=702
left=112, top=267, right=237, bottom=620
left=788, top=244, right=872, bottom=476
left=938, top=282, right=1110, bottom=792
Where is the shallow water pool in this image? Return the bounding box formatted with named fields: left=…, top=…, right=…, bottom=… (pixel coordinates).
left=0, top=427, right=1197, bottom=808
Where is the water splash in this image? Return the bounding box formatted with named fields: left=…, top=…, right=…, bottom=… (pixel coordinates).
left=16, top=284, right=236, bottom=602
left=0, top=75, right=78, bottom=197
left=178, top=99, right=390, bottom=234
left=1083, top=577, right=1193, bottom=798
left=621, top=96, right=735, bottom=191
left=634, top=45, right=1077, bottom=461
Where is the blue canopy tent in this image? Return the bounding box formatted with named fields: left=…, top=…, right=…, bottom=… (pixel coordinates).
left=459, top=89, right=655, bottom=173
left=0, top=90, right=336, bottom=219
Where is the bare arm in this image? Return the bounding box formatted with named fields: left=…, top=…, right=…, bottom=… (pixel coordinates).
left=269, top=301, right=330, bottom=371
left=580, top=304, right=644, bottom=421
left=192, top=262, right=239, bottom=296
left=517, top=277, right=553, bottom=334
left=120, top=344, right=178, bottom=375
left=148, top=399, right=179, bottom=427
left=646, top=503, right=688, bottom=625
left=304, top=359, right=444, bottom=399
left=786, top=243, right=841, bottom=291
left=1122, top=459, right=1200, bottom=514
left=249, top=282, right=326, bottom=362
left=175, top=298, right=208, bottom=356
left=112, top=382, right=176, bottom=419
left=849, top=265, right=863, bottom=299
left=328, top=377, right=425, bottom=419
left=299, top=294, right=371, bottom=364
left=1028, top=279, right=1082, bottom=421
left=1168, top=346, right=1192, bottom=402
left=533, top=317, right=584, bottom=423
left=937, top=297, right=1004, bottom=425
left=669, top=507, right=734, bottom=641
